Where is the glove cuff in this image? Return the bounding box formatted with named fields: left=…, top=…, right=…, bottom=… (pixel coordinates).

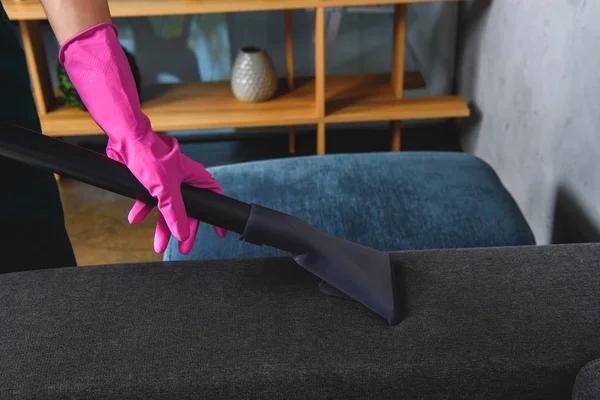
left=58, top=22, right=119, bottom=66
left=59, top=22, right=151, bottom=143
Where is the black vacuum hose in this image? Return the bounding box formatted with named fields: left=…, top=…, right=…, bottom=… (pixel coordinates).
left=0, top=121, right=251, bottom=235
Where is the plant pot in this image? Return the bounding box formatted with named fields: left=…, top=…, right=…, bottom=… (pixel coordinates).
left=230, top=46, right=278, bottom=103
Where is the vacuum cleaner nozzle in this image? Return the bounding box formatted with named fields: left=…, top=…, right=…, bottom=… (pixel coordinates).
left=240, top=204, right=401, bottom=326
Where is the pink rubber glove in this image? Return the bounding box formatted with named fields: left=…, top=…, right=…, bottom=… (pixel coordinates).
left=58, top=23, right=227, bottom=254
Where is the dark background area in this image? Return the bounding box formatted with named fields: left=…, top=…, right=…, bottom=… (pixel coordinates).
left=70, top=121, right=463, bottom=168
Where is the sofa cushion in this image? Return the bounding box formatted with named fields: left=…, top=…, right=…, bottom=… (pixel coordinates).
left=2, top=243, right=598, bottom=399
left=572, top=359, right=600, bottom=400
left=165, top=151, right=535, bottom=261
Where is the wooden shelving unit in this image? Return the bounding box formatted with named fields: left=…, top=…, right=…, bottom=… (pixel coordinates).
left=3, top=0, right=468, bottom=154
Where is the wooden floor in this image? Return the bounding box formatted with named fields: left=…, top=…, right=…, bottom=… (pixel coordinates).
left=59, top=124, right=461, bottom=266
left=59, top=179, right=162, bottom=267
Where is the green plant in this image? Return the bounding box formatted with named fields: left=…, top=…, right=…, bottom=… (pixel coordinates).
left=56, top=46, right=142, bottom=111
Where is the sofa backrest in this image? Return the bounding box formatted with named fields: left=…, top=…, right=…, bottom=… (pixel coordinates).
left=1, top=243, right=599, bottom=398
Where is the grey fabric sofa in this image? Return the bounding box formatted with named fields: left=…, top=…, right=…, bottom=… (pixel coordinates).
left=2, top=243, right=599, bottom=399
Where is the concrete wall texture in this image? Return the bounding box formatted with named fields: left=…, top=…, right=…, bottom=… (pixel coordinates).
left=456, top=0, right=600, bottom=244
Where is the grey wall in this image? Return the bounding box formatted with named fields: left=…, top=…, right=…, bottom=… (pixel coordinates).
left=456, top=0, right=600, bottom=245
left=39, top=4, right=459, bottom=135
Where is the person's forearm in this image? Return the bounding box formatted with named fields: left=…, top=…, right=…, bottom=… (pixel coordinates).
left=39, top=0, right=111, bottom=45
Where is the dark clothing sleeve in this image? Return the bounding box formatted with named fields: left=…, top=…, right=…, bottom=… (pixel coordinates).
left=0, top=4, right=76, bottom=272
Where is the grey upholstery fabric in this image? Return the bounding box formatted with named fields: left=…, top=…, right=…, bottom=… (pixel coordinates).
left=572, top=359, right=600, bottom=400
left=2, top=243, right=600, bottom=399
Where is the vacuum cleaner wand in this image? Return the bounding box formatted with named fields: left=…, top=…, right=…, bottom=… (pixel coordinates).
left=0, top=122, right=401, bottom=326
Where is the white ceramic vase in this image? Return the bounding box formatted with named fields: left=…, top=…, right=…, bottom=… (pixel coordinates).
left=230, top=47, right=278, bottom=103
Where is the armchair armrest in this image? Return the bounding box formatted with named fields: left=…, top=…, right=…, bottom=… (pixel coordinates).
left=573, top=359, right=600, bottom=400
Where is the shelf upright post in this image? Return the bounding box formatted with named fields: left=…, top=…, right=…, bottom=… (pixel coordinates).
left=315, top=6, right=326, bottom=155
left=285, top=9, right=297, bottom=155
left=391, top=3, right=407, bottom=152
left=19, top=20, right=54, bottom=117
left=19, top=20, right=61, bottom=180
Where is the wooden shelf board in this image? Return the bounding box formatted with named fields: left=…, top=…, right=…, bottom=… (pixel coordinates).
left=4, top=0, right=463, bottom=20
left=4, top=0, right=315, bottom=20
left=325, top=73, right=469, bottom=123
left=322, top=0, right=462, bottom=6
left=41, top=77, right=317, bottom=136
left=38, top=72, right=464, bottom=137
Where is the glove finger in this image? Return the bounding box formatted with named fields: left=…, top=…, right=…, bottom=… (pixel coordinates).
left=187, top=177, right=222, bottom=193
left=182, top=156, right=222, bottom=191
left=180, top=156, right=226, bottom=239
left=182, top=175, right=226, bottom=239
left=154, top=212, right=171, bottom=254
left=179, top=218, right=199, bottom=255
left=106, top=147, right=124, bottom=164
left=214, top=226, right=228, bottom=238
left=157, top=189, right=190, bottom=243
left=128, top=200, right=154, bottom=225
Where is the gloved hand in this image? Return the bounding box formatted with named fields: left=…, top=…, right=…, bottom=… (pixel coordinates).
left=58, top=22, right=227, bottom=254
